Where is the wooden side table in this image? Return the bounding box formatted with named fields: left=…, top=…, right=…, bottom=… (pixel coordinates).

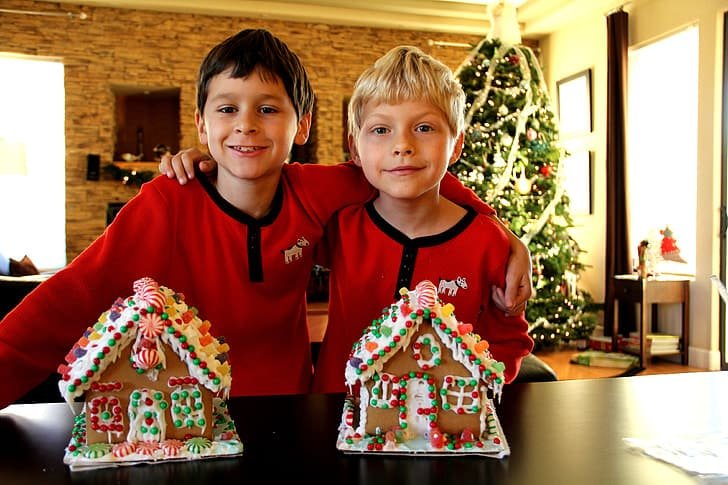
left=610, top=274, right=691, bottom=367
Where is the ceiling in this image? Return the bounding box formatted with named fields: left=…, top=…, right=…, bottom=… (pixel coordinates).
left=35, top=0, right=627, bottom=37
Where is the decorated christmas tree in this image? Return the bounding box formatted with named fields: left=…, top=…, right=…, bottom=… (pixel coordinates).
left=451, top=2, right=597, bottom=348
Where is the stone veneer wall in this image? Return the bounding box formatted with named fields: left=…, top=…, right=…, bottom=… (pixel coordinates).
left=0, top=0, right=508, bottom=263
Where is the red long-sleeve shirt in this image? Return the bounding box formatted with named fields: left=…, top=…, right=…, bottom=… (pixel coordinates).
left=312, top=201, right=533, bottom=394
left=0, top=162, right=492, bottom=408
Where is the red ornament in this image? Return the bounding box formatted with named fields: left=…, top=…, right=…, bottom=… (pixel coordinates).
left=539, top=165, right=551, bottom=176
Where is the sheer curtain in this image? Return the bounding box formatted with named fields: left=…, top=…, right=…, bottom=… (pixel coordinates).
left=0, top=54, right=66, bottom=271
left=627, top=27, right=698, bottom=277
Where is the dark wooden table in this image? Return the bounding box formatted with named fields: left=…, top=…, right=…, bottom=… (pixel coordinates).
left=1, top=372, right=725, bottom=484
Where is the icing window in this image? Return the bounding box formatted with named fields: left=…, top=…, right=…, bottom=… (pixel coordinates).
left=413, top=333, right=441, bottom=369
left=369, top=373, right=397, bottom=409
left=88, top=394, right=124, bottom=441
left=128, top=388, right=168, bottom=442
left=440, top=376, right=480, bottom=414
left=169, top=382, right=206, bottom=433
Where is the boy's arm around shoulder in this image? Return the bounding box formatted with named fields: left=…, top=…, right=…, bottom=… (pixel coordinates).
left=476, top=217, right=534, bottom=384
left=481, top=293, right=534, bottom=384
left=284, top=161, right=375, bottom=226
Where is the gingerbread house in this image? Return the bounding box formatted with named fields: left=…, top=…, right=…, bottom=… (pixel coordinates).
left=336, top=280, right=509, bottom=456
left=58, top=277, right=243, bottom=469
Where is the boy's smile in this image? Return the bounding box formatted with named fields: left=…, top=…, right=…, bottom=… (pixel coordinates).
left=196, top=67, right=310, bottom=186
left=353, top=99, right=462, bottom=202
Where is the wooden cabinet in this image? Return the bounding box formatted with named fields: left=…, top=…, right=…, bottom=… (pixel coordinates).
left=112, top=84, right=180, bottom=162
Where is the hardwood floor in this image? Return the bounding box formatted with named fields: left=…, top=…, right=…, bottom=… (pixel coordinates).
left=535, top=348, right=709, bottom=380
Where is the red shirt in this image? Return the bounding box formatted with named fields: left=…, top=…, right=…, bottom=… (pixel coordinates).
left=312, top=202, right=533, bottom=394
left=0, top=162, right=493, bottom=408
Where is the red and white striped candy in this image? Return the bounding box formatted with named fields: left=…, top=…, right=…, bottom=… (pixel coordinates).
left=139, top=313, right=165, bottom=338
left=135, top=348, right=160, bottom=369
left=133, top=277, right=157, bottom=293
left=415, top=280, right=438, bottom=310
left=133, top=277, right=166, bottom=310
left=161, top=439, right=183, bottom=457
left=136, top=441, right=159, bottom=456
left=112, top=442, right=136, bottom=458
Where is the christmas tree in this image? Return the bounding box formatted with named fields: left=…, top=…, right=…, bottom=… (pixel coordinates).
left=451, top=2, right=597, bottom=349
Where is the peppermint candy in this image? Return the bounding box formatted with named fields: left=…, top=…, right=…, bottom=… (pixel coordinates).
left=133, top=277, right=166, bottom=310
left=135, top=348, right=160, bottom=369
left=415, top=280, right=438, bottom=310
left=161, top=439, right=184, bottom=457
left=139, top=313, right=165, bottom=338
left=112, top=441, right=136, bottom=458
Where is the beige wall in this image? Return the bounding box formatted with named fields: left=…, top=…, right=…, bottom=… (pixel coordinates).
left=0, top=0, right=479, bottom=261
left=540, top=0, right=728, bottom=369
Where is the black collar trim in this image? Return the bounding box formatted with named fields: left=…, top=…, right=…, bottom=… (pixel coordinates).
left=197, top=171, right=283, bottom=226
left=365, top=200, right=477, bottom=247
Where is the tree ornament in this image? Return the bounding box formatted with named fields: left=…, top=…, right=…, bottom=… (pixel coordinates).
left=526, top=127, right=538, bottom=141
left=515, top=167, right=533, bottom=195
left=498, top=104, right=509, bottom=116
left=539, top=164, right=551, bottom=176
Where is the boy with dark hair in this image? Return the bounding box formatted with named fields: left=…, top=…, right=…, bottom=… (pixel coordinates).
left=0, top=29, right=529, bottom=408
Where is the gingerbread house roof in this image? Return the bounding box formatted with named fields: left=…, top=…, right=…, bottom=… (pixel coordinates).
left=58, top=277, right=232, bottom=404
left=344, top=280, right=506, bottom=396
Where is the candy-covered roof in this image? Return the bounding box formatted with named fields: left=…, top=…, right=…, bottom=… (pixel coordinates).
left=344, top=280, right=505, bottom=395
left=57, top=277, right=232, bottom=404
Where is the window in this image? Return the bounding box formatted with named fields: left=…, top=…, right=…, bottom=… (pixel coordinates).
left=627, top=27, right=698, bottom=275
left=369, top=373, right=397, bottom=408
left=0, top=54, right=66, bottom=271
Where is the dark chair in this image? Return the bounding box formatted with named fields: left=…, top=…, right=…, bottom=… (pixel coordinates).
left=512, top=353, right=558, bottom=383
left=0, top=275, right=44, bottom=320
left=15, top=373, right=64, bottom=404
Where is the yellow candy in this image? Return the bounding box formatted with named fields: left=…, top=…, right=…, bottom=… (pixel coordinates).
left=216, top=362, right=231, bottom=376
left=88, top=331, right=101, bottom=340
left=201, top=343, right=217, bottom=355
left=441, top=303, right=455, bottom=318
left=217, top=343, right=230, bottom=353
left=399, top=287, right=408, bottom=296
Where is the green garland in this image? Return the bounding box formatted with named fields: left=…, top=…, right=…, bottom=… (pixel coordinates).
left=104, top=164, right=155, bottom=186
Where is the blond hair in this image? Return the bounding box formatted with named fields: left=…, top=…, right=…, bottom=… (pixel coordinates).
left=348, top=46, right=465, bottom=140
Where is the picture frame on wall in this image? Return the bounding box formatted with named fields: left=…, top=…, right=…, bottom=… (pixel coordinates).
left=556, top=69, right=593, bottom=137
left=562, top=150, right=593, bottom=215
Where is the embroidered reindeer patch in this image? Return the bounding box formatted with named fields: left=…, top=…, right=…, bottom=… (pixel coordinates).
left=437, top=276, right=468, bottom=297
left=282, top=236, right=310, bottom=264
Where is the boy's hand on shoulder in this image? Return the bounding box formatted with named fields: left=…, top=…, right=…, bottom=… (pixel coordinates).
left=492, top=284, right=530, bottom=317
left=158, top=147, right=216, bottom=185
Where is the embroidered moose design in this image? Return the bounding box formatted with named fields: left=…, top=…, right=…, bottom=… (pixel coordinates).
left=437, top=276, right=468, bottom=297
left=282, top=236, right=310, bottom=264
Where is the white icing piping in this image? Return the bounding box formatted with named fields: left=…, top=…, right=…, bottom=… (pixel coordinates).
left=59, top=286, right=232, bottom=407
left=344, top=286, right=503, bottom=399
